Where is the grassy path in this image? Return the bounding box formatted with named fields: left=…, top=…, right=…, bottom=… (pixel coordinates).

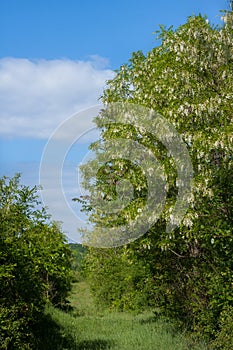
left=41, top=282, right=207, bottom=350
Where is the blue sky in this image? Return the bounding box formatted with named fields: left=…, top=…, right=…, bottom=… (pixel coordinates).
left=0, top=0, right=228, bottom=242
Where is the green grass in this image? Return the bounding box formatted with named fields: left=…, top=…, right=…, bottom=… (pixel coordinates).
left=37, top=282, right=208, bottom=350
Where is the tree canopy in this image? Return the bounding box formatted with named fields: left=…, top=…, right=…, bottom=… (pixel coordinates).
left=79, top=10, right=233, bottom=347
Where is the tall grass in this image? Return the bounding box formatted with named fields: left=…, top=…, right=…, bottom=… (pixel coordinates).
left=37, top=282, right=208, bottom=350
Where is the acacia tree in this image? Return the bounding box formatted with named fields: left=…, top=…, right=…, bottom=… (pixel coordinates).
left=79, top=8, right=233, bottom=345
left=0, top=174, right=73, bottom=349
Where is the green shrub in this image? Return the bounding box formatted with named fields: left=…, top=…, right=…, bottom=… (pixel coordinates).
left=0, top=175, right=73, bottom=348
left=210, top=306, right=233, bottom=350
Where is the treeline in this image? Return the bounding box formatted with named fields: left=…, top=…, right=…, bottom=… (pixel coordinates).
left=69, top=243, right=87, bottom=272
left=0, top=175, right=74, bottom=349
left=80, top=11, right=233, bottom=350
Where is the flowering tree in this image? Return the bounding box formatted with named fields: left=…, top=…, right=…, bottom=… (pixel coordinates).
left=79, top=9, right=233, bottom=345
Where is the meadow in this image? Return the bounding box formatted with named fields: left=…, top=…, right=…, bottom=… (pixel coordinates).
left=36, top=281, right=208, bottom=350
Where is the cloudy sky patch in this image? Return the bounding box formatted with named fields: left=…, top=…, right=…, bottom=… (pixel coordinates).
left=0, top=56, right=113, bottom=139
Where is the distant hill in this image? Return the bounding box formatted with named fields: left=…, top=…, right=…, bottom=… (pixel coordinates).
left=69, top=243, right=87, bottom=271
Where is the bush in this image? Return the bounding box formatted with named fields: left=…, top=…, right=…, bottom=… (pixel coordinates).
left=0, top=175, right=73, bottom=348
left=210, top=306, right=233, bottom=350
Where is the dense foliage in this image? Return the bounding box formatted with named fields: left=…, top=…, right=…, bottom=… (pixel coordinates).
left=79, top=9, right=233, bottom=347
left=0, top=175, right=73, bottom=349
left=69, top=243, right=87, bottom=277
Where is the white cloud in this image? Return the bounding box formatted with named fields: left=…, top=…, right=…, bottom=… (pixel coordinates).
left=0, top=56, right=114, bottom=242
left=0, top=57, right=114, bottom=139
